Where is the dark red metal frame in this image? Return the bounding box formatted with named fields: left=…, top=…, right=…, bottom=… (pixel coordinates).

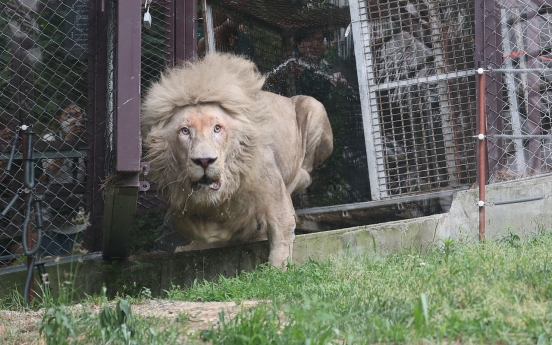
left=85, top=0, right=109, bottom=252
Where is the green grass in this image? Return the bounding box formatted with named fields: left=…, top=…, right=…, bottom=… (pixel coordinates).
left=169, top=230, right=552, bottom=344
left=5, top=230, right=552, bottom=344
left=38, top=287, right=193, bottom=345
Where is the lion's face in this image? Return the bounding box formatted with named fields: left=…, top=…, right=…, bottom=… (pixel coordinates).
left=167, top=104, right=239, bottom=206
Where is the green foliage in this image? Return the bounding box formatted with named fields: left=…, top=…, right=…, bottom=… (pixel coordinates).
left=38, top=286, right=190, bottom=344
left=412, top=293, right=430, bottom=330
left=201, top=296, right=356, bottom=345
left=40, top=306, right=78, bottom=345
left=168, top=230, right=552, bottom=344
left=97, top=287, right=135, bottom=343
left=500, top=227, right=521, bottom=248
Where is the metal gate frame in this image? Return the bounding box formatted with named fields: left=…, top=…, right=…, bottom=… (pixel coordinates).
left=349, top=0, right=477, bottom=201
left=102, top=0, right=197, bottom=258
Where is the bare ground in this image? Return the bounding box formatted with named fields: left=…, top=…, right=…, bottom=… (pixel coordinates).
left=0, top=300, right=260, bottom=344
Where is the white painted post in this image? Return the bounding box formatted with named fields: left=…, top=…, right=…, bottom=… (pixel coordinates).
left=349, top=0, right=387, bottom=200
left=500, top=8, right=526, bottom=173
left=202, top=0, right=215, bottom=54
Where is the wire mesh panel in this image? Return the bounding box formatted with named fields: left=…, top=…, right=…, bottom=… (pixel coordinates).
left=204, top=0, right=370, bottom=209
left=0, top=0, right=106, bottom=267
left=351, top=0, right=477, bottom=199
left=136, top=0, right=175, bottom=215
left=483, top=1, right=552, bottom=183
left=141, top=0, right=173, bottom=91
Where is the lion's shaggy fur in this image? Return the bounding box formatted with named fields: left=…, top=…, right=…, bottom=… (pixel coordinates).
left=141, top=53, right=333, bottom=266
left=142, top=54, right=269, bottom=212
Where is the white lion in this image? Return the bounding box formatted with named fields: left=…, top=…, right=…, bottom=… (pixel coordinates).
left=141, top=54, right=333, bottom=267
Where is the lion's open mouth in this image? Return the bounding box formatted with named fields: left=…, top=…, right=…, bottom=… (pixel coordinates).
left=192, top=176, right=221, bottom=191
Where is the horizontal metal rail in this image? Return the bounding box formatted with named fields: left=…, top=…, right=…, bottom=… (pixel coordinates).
left=296, top=187, right=469, bottom=216
left=0, top=252, right=102, bottom=276
left=374, top=70, right=475, bottom=91
left=490, top=134, right=552, bottom=139
left=488, top=68, right=552, bottom=73
left=0, top=150, right=87, bottom=160
left=493, top=195, right=545, bottom=206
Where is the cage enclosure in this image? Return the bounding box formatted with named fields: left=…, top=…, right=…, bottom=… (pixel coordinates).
left=180, top=0, right=477, bottom=231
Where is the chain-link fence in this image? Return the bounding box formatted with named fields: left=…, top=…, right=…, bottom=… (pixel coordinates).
left=136, top=0, right=178, bottom=215
left=0, top=0, right=107, bottom=268
left=482, top=1, right=552, bottom=183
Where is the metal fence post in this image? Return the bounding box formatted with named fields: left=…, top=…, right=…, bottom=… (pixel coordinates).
left=477, top=62, right=487, bottom=241
left=102, top=0, right=142, bottom=259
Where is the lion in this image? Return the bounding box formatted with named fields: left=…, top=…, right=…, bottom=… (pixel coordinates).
left=141, top=53, right=333, bottom=267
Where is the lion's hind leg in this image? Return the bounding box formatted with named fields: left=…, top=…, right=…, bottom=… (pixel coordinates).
left=291, top=95, right=334, bottom=175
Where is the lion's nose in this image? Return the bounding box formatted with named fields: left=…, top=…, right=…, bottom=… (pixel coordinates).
left=192, top=157, right=218, bottom=168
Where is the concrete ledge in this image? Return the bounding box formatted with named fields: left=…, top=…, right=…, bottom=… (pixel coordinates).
left=2, top=174, right=552, bottom=299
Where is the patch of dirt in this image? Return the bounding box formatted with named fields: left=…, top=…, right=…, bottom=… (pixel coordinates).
left=0, top=300, right=260, bottom=344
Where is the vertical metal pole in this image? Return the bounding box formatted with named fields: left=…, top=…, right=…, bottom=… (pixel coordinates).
left=500, top=9, right=526, bottom=173
left=86, top=0, right=109, bottom=252
left=202, top=0, right=215, bottom=54
left=477, top=62, right=487, bottom=241
left=349, top=0, right=387, bottom=200
left=115, top=0, right=141, bottom=173
left=176, top=0, right=197, bottom=62
left=102, top=0, right=141, bottom=259
left=21, top=125, right=34, bottom=304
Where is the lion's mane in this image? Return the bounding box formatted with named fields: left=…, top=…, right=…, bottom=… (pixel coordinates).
left=141, top=54, right=269, bottom=212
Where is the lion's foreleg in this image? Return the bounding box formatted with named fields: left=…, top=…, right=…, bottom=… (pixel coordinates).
left=266, top=191, right=296, bottom=269
left=267, top=222, right=295, bottom=269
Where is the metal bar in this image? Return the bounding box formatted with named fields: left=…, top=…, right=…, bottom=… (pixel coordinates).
left=183, top=0, right=197, bottom=60
left=427, top=2, right=458, bottom=187
left=23, top=257, right=35, bottom=305
left=174, top=0, right=194, bottom=62
left=0, top=151, right=87, bottom=160
left=477, top=62, right=486, bottom=241
left=474, top=0, right=484, bottom=63
left=372, top=70, right=475, bottom=91
left=349, top=0, right=386, bottom=200
left=512, top=9, right=531, bottom=119
left=500, top=9, right=526, bottom=173
left=85, top=0, right=109, bottom=252
left=490, top=134, right=552, bottom=139
left=21, top=128, right=34, bottom=305
left=295, top=187, right=468, bottom=216
left=175, top=0, right=185, bottom=62
left=115, top=0, right=141, bottom=173
left=202, top=0, right=215, bottom=54
left=166, top=0, right=175, bottom=67
left=494, top=195, right=544, bottom=206
left=482, top=0, right=504, bottom=176
left=489, top=68, right=552, bottom=73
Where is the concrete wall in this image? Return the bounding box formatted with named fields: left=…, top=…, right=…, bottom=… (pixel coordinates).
left=2, top=174, right=552, bottom=299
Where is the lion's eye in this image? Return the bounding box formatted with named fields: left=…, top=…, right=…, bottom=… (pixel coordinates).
left=214, top=125, right=222, bottom=133
left=181, top=127, right=190, bottom=135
